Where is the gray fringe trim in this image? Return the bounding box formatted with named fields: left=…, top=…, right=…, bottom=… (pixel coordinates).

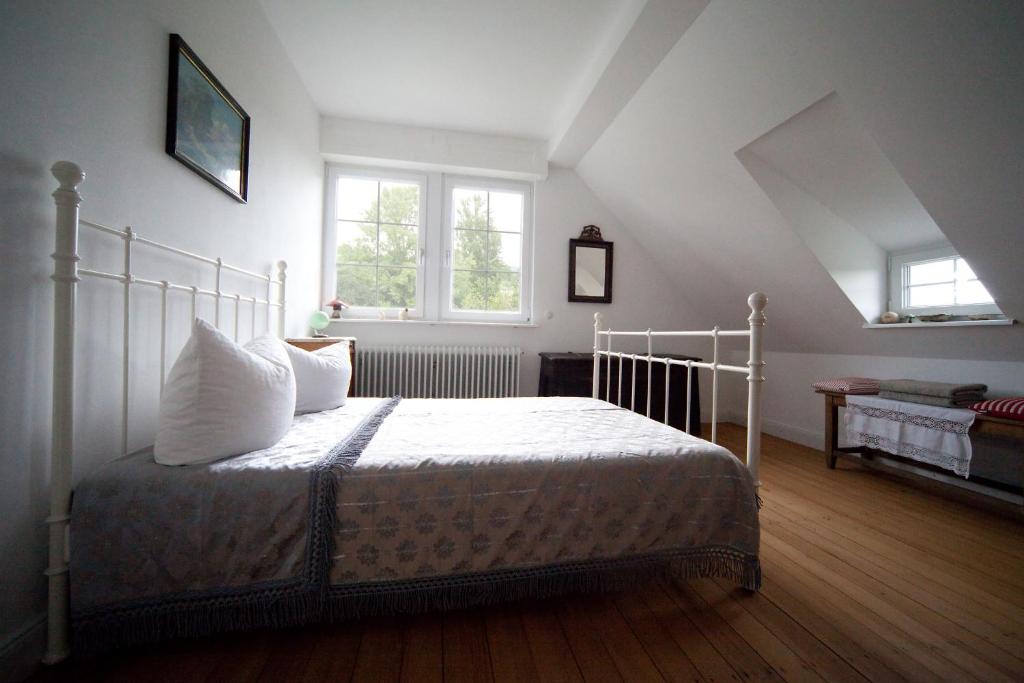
left=70, top=396, right=401, bottom=657
left=325, top=547, right=760, bottom=620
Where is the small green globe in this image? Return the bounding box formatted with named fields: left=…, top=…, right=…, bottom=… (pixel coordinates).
left=309, top=310, right=330, bottom=334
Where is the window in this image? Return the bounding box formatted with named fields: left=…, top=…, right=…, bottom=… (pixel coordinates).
left=324, top=166, right=532, bottom=323
left=442, top=178, right=531, bottom=322
left=327, top=168, right=426, bottom=316
left=890, top=245, right=998, bottom=316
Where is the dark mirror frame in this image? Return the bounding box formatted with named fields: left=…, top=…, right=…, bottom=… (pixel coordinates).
left=568, top=239, right=614, bottom=304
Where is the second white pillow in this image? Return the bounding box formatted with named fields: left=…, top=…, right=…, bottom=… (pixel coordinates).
left=284, top=341, right=352, bottom=413
left=154, top=319, right=297, bottom=466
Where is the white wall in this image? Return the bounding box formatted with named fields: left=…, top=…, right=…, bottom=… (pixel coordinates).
left=577, top=0, right=1024, bottom=360
left=321, top=117, right=548, bottom=181
left=0, top=1, right=322, bottom=676
left=325, top=166, right=723, bottom=398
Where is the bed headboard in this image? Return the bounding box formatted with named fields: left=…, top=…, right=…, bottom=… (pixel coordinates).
left=44, top=161, right=287, bottom=663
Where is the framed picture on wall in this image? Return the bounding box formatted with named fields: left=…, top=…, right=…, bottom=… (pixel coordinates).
left=165, top=34, right=250, bottom=203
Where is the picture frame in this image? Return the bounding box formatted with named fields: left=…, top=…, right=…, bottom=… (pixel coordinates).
left=166, top=34, right=250, bottom=203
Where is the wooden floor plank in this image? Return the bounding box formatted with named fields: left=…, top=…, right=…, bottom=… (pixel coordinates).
left=663, top=582, right=783, bottom=682
left=484, top=605, right=541, bottom=683
left=401, top=614, right=443, bottom=683
left=612, top=591, right=704, bottom=683
left=687, top=579, right=830, bottom=683
left=350, top=617, right=403, bottom=683
left=762, top=503, right=1024, bottom=669
left=764, top=454, right=1024, bottom=587
left=32, top=424, right=1024, bottom=683
left=635, top=582, right=744, bottom=683
left=443, top=609, right=493, bottom=683
left=518, top=600, right=585, bottom=683
left=763, top=517, right=1020, bottom=682
left=762, top=533, right=992, bottom=683
left=555, top=598, right=625, bottom=683
left=764, top=480, right=1024, bottom=636
left=299, top=624, right=361, bottom=683
left=569, top=594, right=664, bottom=682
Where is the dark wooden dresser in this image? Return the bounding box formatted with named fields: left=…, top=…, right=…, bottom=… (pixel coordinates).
left=538, top=352, right=702, bottom=437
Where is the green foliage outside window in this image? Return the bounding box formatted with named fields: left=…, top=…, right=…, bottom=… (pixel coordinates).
left=336, top=181, right=522, bottom=313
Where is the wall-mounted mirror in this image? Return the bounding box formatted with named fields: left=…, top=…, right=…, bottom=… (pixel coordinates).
left=569, top=238, right=613, bottom=303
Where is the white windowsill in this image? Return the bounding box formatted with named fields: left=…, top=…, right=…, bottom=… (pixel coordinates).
left=863, top=319, right=1015, bottom=329
left=328, top=318, right=538, bottom=329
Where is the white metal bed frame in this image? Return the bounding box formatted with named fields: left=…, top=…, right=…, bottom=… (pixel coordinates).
left=44, top=161, right=287, bottom=664
left=591, top=297, right=767, bottom=489
left=43, top=160, right=765, bottom=664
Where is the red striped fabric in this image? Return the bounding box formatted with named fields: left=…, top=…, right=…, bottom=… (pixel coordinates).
left=812, top=377, right=880, bottom=395
left=970, top=397, right=1024, bottom=420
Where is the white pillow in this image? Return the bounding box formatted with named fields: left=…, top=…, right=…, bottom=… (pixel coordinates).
left=284, top=341, right=352, bottom=413
left=154, top=319, right=297, bottom=466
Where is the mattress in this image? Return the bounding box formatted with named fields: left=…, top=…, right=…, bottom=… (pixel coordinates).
left=70, top=397, right=760, bottom=652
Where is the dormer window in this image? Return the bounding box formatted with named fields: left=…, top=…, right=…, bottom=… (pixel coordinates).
left=890, top=245, right=999, bottom=317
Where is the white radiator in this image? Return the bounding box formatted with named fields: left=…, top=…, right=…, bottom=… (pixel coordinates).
left=356, top=345, right=521, bottom=398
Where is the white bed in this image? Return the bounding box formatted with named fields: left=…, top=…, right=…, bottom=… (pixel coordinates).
left=44, top=161, right=767, bottom=660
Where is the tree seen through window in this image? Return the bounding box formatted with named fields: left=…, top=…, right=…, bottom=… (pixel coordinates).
left=335, top=179, right=524, bottom=313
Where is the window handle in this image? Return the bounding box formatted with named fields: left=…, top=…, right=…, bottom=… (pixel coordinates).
left=419, top=248, right=425, bottom=266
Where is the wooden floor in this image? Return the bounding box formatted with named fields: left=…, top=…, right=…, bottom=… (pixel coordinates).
left=34, top=424, right=1024, bottom=683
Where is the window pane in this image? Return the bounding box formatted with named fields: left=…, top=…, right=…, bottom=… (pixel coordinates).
left=337, top=178, right=378, bottom=222
left=337, top=264, right=377, bottom=307
left=452, top=189, right=488, bottom=230
left=378, top=267, right=417, bottom=309
left=337, top=221, right=377, bottom=265
left=378, top=224, right=418, bottom=267
left=955, top=258, right=978, bottom=281
left=488, top=191, right=523, bottom=233
left=379, top=182, right=420, bottom=225
left=957, top=279, right=994, bottom=305
left=488, top=232, right=521, bottom=271
left=907, top=259, right=954, bottom=285
left=452, top=270, right=487, bottom=311
left=453, top=229, right=488, bottom=270
left=908, top=283, right=954, bottom=307
left=487, top=272, right=520, bottom=312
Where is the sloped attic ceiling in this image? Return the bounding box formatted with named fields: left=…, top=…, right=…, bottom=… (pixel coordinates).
left=576, top=0, right=1024, bottom=361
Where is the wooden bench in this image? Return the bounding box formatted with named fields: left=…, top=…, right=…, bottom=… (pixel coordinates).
left=817, top=390, right=1024, bottom=468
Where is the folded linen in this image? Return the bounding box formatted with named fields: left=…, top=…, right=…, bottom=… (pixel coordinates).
left=879, top=379, right=987, bottom=399
left=844, top=395, right=975, bottom=477
left=811, top=377, right=879, bottom=394
left=878, top=390, right=984, bottom=408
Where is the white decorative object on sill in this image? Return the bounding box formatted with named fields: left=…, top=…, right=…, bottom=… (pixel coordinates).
left=880, top=311, right=900, bottom=324
left=398, top=307, right=409, bottom=321
left=378, top=309, right=386, bottom=320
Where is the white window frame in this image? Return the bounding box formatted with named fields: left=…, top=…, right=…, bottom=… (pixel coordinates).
left=889, top=244, right=1000, bottom=316
left=323, top=165, right=534, bottom=324
left=441, top=175, right=533, bottom=324
left=323, top=164, right=428, bottom=318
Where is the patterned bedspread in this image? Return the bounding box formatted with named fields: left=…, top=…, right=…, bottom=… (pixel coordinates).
left=70, top=397, right=760, bottom=652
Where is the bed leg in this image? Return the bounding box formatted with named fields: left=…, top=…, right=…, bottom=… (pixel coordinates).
left=825, top=394, right=838, bottom=469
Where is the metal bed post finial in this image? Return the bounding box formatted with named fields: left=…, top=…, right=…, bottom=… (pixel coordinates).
left=45, top=161, right=84, bottom=665
left=745, top=292, right=767, bottom=491
left=277, top=260, right=288, bottom=338
left=592, top=312, right=603, bottom=399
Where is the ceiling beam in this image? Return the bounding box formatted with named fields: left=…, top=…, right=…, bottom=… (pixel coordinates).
left=547, top=0, right=710, bottom=168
